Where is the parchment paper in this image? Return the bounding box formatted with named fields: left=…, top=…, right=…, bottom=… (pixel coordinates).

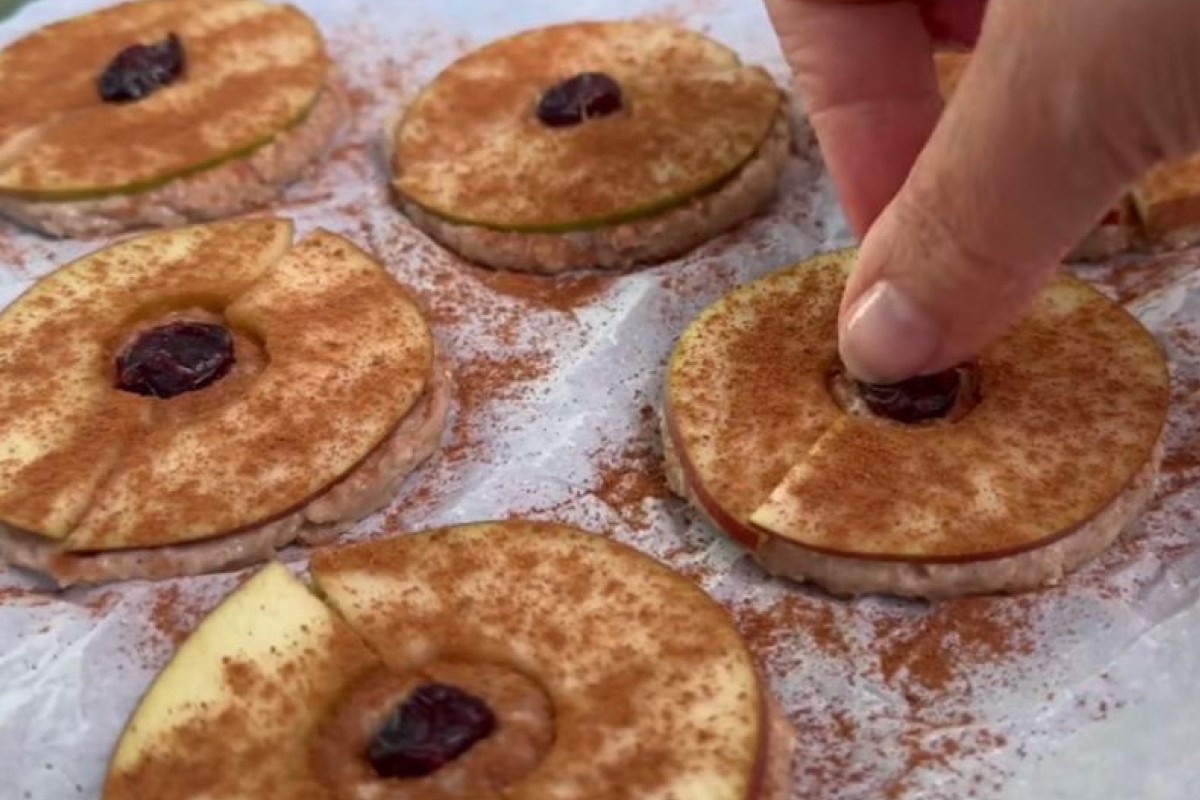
left=0, top=1, right=1197, bottom=799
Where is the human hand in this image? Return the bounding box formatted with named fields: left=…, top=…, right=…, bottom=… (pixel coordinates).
left=768, top=0, right=1200, bottom=381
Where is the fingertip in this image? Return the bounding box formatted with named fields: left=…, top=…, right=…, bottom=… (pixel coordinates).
left=839, top=279, right=943, bottom=383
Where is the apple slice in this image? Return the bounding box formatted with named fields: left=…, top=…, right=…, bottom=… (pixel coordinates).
left=665, top=249, right=1168, bottom=565
left=103, top=562, right=381, bottom=798
left=1132, top=153, right=1200, bottom=248
left=0, top=218, right=291, bottom=538
left=663, top=250, right=848, bottom=547
left=749, top=269, right=1169, bottom=561
left=392, top=21, right=781, bottom=233
left=66, top=229, right=434, bottom=551
left=666, top=251, right=1168, bottom=596
left=0, top=0, right=327, bottom=199
left=311, top=520, right=771, bottom=800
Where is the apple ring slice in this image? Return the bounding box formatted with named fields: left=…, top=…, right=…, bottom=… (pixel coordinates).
left=390, top=21, right=788, bottom=273
left=104, top=561, right=384, bottom=799
left=0, top=219, right=449, bottom=586
left=0, top=0, right=340, bottom=237
left=103, top=521, right=796, bottom=799
left=663, top=249, right=1170, bottom=598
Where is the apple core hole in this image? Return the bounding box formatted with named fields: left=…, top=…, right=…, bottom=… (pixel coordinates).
left=827, top=361, right=982, bottom=425
left=313, top=661, right=554, bottom=793
left=110, top=305, right=267, bottom=399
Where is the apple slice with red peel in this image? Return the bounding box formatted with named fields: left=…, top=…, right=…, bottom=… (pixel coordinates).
left=311, top=520, right=787, bottom=800
left=663, top=251, right=848, bottom=547
left=664, top=249, right=1169, bottom=596
left=749, top=269, right=1168, bottom=561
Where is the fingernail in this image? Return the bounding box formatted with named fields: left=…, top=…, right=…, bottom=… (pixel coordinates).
left=840, top=281, right=942, bottom=382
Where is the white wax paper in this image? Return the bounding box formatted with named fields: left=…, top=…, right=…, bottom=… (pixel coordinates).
left=1, top=1, right=1198, bottom=799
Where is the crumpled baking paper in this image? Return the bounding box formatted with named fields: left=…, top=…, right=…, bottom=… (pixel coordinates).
left=0, top=1, right=1197, bottom=798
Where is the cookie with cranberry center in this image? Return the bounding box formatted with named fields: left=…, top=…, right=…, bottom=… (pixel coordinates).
left=0, top=0, right=342, bottom=237
left=663, top=249, right=1169, bottom=598
left=390, top=21, right=788, bottom=273
left=0, top=218, right=449, bottom=586
left=104, top=522, right=795, bottom=800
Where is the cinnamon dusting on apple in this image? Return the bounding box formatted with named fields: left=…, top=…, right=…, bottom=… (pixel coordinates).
left=310, top=521, right=778, bottom=800
left=0, top=1, right=331, bottom=197
left=0, top=222, right=290, bottom=537
left=392, top=21, right=781, bottom=232
left=104, top=617, right=381, bottom=797
left=668, top=251, right=1170, bottom=566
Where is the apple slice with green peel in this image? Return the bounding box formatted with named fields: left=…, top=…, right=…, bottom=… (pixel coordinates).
left=749, top=268, right=1170, bottom=562
left=66, top=229, right=434, bottom=552
left=103, top=562, right=382, bottom=799
left=0, top=218, right=292, bottom=539
left=0, top=0, right=327, bottom=199
left=393, top=21, right=781, bottom=233
left=663, top=251, right=849, bottom=549
left=311, top=520, right=771, bottom=800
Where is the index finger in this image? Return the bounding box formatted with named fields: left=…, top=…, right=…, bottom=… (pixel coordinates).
left=766, top=0, right=983, bottom=234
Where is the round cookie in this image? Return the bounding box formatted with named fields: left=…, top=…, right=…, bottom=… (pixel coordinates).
left=0, top=0, right=341, bottom=237
left=0, top=218, right=448, bottom=586
left=390, top=21, right=788, bottom=273
left=662, top=249, right=1170, bottom=598
left=103, top=521, right=795, bottom=799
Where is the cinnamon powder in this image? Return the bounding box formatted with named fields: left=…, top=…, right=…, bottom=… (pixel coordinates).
left=147, top=585, right=206, bottom=647
left=732, top=590, right=1036, bottom=798
left=873, top=597, right=1037, bottom=699
left=588, top=405, right=672, bottom=532
left=2, top=11, right=1190, bottom=800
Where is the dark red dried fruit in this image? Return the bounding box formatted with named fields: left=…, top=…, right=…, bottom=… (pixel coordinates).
left=858, top=367, right=961, bottom=424
left=536, top=72, right=623, bottom=128
left=115, top=321, right=234, bottom=399
left=367, top=683, right=496, bottom=779
left=97, top=33, right=185, bottom=103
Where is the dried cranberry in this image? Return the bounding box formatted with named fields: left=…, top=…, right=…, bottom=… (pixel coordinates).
left=97, top=33, right=185, bottom=103
left=536, top=72, right=623, bottom=128
left=115, top=322, right=234, bottom=399
left=858, top=367, right=962, bottom=424
left=367, top=683, right=496, bottom=779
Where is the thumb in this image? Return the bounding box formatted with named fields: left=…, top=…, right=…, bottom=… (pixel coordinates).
left=838, top=0, right=1200, bottom=382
